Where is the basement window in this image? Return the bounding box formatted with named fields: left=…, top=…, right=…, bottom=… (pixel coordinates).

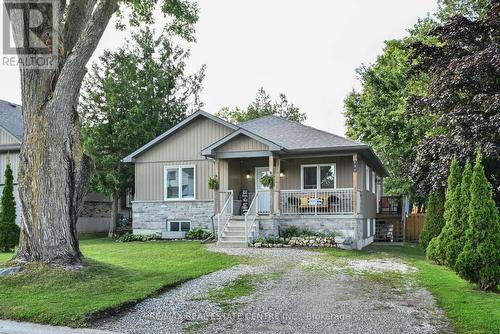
left=168, top=221, right=191, bottom=232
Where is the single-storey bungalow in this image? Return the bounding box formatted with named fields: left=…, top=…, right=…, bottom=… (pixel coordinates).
left=123, top=111, right=389, bottom=249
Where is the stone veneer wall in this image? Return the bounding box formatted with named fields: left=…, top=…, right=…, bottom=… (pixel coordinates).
left=271, top=215, right=367, bottom=249
left=132, top=201, right=215, bottom=235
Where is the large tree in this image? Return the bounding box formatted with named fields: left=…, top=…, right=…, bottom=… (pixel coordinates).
left=216, top=87, right=306, bottom=124
left=343, top=0, right=492, bottom=200
left=4, top=0, right=198, bottom=265
left=407, top=0, right=500, bottom=204
left=80, top=28, right=204, bottom=237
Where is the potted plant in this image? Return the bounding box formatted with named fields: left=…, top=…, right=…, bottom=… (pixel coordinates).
left=260, top=174, right=274, bottom=188
left=208, top=175, right=219, bottom=190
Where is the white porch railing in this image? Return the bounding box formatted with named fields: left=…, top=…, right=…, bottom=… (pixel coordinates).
left=245, top=191, right=259, bottom=243
left=217, top=190, right=233, bottom=240
left=280, top=188, right=355, bottom=215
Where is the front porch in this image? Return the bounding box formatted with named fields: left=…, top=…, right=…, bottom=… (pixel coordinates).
left=213, top=154, right=366, bottom=248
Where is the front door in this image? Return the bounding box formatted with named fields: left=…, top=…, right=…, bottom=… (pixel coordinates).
left=255, top=167, right=270, bottom=214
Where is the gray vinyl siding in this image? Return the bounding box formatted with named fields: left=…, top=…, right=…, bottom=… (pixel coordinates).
left=134, top=117, right=234, bottom=201
left=280, top=156, right=353, bottom=190
left=358, top=157, right=377, bottom=218
left=217, top=134, right=268, bottom=152
left=0, top=127, right=19, bottom=145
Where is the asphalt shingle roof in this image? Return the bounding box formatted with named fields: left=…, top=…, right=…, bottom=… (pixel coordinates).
left=0, top=99, right=23, bottom=141
left=238, top=115, right=364, bottom=150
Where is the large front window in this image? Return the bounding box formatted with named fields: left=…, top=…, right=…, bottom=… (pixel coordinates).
left=164, top=166, right=195, bottom=200
left=301, top=164, right=336, bottom=190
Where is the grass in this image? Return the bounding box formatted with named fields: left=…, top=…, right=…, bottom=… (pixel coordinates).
left=0, top=236, right=241, bottom=327
left=201, top=272, right=281, bottom=311
left=322, top=243, right=500, bottom=334
left=0, top=252, right=14, bottom=265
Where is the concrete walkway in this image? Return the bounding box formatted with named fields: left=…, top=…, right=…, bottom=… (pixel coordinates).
left=0, top=320, right=115, bottom=334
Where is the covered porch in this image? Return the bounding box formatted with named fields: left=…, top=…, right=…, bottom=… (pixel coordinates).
left=214, top=154, right=361, bottom=217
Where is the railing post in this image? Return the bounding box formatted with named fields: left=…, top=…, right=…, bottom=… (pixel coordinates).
left=314, top=189, right=317, bottom=215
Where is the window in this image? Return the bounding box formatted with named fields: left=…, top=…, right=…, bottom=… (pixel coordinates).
left=164, top=166, right=195, bottom=200
left=168, top=221, right=191, bottom=232
left=301, top=164, right=336, bottom=190
left=365, top=165, right=370, bottom=191
left=372, top=171, right=376, bottom=194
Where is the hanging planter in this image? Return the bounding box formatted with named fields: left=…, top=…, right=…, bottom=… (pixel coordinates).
left=260, top=174, right=274, bottom=188
left=208, top=175, right=219, bottom=190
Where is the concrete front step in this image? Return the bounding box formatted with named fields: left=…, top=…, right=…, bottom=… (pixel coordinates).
left=222, top=230, right=245, bottom=238
left=217, top=241, right=248, bottom=248
left=220, top=235, right=246, bottom=241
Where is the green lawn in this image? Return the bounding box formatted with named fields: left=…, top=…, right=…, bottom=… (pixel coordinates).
left=323, top=244, right=500, bottom=334
left=0, top=252, right=13, bottom=264
left=0, top=237, right=240, bottom=327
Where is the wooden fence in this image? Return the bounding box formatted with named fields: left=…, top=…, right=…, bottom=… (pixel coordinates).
left=405, top=213, right=426, bottom=241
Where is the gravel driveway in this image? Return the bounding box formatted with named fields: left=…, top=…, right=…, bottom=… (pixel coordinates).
left=95, top=245, right=451, bottom=334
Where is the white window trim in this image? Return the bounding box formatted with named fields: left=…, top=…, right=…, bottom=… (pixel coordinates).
left=300, top=163, right=337, bottom=190
left=372, top=171, right=376, bottom=194
left=163, top=165, right=196, bottom=201
left=167, top=220, right=191, bottom=232
left=365, top=165, right=370, bottom=191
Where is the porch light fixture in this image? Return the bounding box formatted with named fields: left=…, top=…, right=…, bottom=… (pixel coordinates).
left=245, top=171, right=251, bottom=179
left=280, top=170, right=285, bottom=178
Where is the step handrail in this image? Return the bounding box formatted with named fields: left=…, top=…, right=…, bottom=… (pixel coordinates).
left=244, top=191, right=259, bottom=244
left=217, top=190, right=233, bottom=240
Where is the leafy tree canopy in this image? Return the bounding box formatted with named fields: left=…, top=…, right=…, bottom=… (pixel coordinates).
left=344, top=0, right=493, bottom=201
left=216, top=88, right=306, bottom=124
left=80, top=27, right=205, bottom=200
left=407, top=1, right=500, bottom=204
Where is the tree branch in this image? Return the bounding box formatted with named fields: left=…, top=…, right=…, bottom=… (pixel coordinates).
left=63, top=0, right=98, bottom=57
left=55, top=0, right=118, bottom=103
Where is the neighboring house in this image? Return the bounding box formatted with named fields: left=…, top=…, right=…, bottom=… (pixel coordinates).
left=124, top=111, right=389, bottom=249
left=0, top=99, right=127, bottom=233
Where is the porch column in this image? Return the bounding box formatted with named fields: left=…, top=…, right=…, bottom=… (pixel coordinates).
left=214, top=158, right=221, bottom=214
left=275, top=157, right=281, bottom=214
left=269, top=155, right=274, bottom=215
left=352, top=154, right=358, bottom=214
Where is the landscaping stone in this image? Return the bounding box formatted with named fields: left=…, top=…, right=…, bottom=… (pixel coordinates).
left=0, top=266, right=23, bottom=277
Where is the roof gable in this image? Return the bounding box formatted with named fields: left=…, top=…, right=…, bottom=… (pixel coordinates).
left=122, top=110, right=238, bottom=162
left=201, top=128, right=282, bottom=157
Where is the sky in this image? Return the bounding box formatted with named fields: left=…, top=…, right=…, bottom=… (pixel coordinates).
left=0, top=0, right=438, bottom=137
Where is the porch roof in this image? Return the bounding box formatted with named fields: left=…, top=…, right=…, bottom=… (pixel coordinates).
left=202, top=115, right=389, bottom=177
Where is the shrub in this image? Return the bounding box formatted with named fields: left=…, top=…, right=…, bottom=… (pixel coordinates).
left=0, top=163, right=19, bottom=252
left=427, top=159, right=462, bottom=265
left=186, top=228, right=212, bottom=240
left=117, top=233, right=157, bottom=242
left=419, top=190, right=445, bottom=250
left=282, top=225, right=300, bottom=238
left=442, top=160, right=473, bottom=266
left=455, top=151, right=500, bottom=291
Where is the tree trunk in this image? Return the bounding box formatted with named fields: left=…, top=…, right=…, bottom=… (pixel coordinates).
left=109, top=191, right=119, bottom=238
left=6, top=0, right=118, bottom=266
left=16, top=98, right=91, bottom=265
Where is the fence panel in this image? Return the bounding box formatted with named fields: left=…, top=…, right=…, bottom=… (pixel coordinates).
left=405, top=213, right=426, bottom=241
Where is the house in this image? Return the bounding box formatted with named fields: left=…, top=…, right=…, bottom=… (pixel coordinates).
left=0, top=99, right=128, bottom=233
left=123, top=111, right=389, bottom=249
